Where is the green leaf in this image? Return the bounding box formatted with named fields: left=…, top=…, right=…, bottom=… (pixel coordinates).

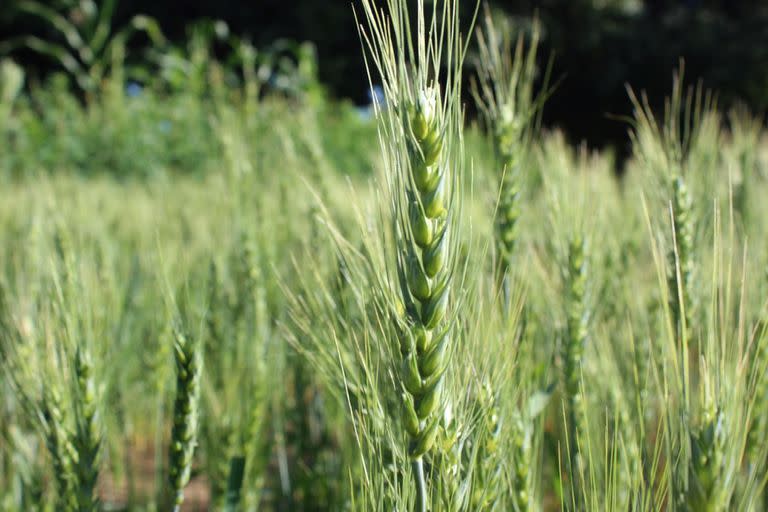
left=18, top=1, right=87, bottom=56
left=90, top=0, right=118, bottom=55
left=224, top=456, right=246, bottom=512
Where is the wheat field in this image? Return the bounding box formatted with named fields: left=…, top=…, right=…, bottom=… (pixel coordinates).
left=1, top=1, right=768, bottom=511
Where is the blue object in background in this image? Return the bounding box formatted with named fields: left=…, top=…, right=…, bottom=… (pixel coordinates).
left=368, top=85, right=385, bottom=108
left=357, top=84, right=386, bottom=120
left=126, top=81, right=143, bottom=98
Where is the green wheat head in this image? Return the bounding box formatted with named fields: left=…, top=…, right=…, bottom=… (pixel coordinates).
left=358, top=0, right=468, bottom=460
left=629, top=68, right=715, bottom=348
left=473, top=7, right=544, bottom=291
left=168, top=322, right=202, bottom=511
left=471, top=380, right=503, bottom=510
left=668, top=176, right=695, bottom=345
left=39, top=387, right=78, bottom=511
left=563, top=234, right=589, bottom=493
left=70, top=345, right=101, bottom=512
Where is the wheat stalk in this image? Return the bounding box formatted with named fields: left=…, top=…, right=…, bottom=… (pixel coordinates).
left=668, top=176, right=695, bottom=346
left=562, top=234, right=589, bottom=507
left=357, top=0, right=470, bottom=508
left=168, top=322, right=202, bottom=512
left=472, top=7, right=545, bottom=306
left=71, top=345, right=101, bottom=512
left=39, top=387, right=77, bottom=511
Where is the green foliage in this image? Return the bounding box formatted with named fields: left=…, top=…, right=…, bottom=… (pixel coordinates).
left=0, top=2, right=768, bottom=512
left=0, top=0, right=164, bottom=94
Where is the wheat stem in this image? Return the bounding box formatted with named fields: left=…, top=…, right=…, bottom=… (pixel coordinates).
left=412, top=457, right=428, bottom=512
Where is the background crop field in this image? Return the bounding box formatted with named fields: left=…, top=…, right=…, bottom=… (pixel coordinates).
left=0, top=1, right=767, bottom=511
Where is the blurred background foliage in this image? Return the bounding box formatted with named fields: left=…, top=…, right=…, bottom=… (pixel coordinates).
left=0, top=0, right=766, bottom=156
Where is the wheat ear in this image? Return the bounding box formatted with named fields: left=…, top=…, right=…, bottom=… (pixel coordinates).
left=168, top=323, right=202, bottom=512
